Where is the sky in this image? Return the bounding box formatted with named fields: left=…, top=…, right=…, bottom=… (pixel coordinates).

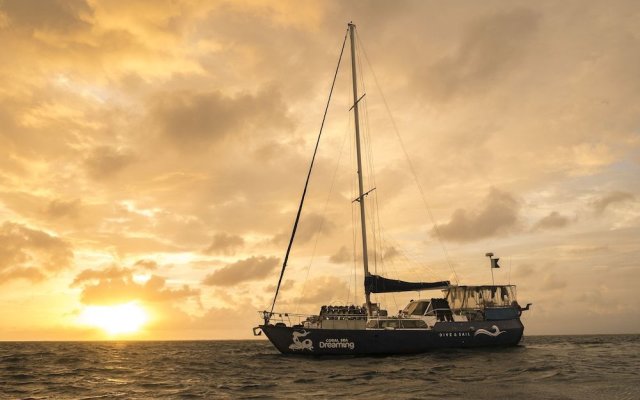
left=0, top=0, right=639, bottom=340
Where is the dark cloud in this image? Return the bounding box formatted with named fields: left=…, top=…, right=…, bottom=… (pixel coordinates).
left=592, top=191, right=635, bottom=215
left=72, top=265, right=199, bottom=305
left=265, top=278, right=294, bottom=294
left=419, top=8, right=540, bottom=101
left=1, top=266, right=46, bottom=283
left=0, top=0, right=93, bottom=34
left=205, top=232, right=244, bottom=256
left=329, top=246, right=350, bottom=264
left=329, top=245, right=399, bottom=265
left=533, top=211, right=571, bottom=231
left=293, top=276, right=350, bottom=306
left=566, top=245, right=609, bottom=256
left=151, top=88, right=292, bottom=150
left=46, top=198, right=81, bottom=219
left=0, top=221, right=73, bottom=284
left=272, top=213, right=335, bottom=245
left=133, top=259, right=158, bottom=271
left=542, top=272, right=567, bottom=291
left=513, top=263, right=535, bottom=279
left=202, top=256, right=279, bottom=286
left=84, top=146, right=135, bottom=179
left=0, top=192, right=94, bottom=231
left=85, top=232, right=182, bottom=256
left=382, top=246, right=400, bottom=261
left=191, top=300, right=264, bottom=336
left=435, top=188, right=520, bottom=242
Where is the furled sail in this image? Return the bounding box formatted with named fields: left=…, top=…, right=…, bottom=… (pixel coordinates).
left=364, top=274, right=450, bottom=294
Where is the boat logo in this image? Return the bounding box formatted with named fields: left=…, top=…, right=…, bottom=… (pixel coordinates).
left=289, top=330, right=314, bottom=351
left=474, top=325, right=506, bottom=337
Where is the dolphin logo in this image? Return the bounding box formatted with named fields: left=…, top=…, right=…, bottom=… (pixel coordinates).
left=474, top=325, right=506, bottom=337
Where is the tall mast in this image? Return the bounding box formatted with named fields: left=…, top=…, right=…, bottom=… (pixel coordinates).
left=348, top=22, right=373, bottom=316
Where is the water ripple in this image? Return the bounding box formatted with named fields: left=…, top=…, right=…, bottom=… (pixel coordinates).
left=0, top=336, right=638, bottom=399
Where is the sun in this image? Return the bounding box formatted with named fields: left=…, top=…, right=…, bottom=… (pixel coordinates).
left=78, top=302, right=149, bottom=336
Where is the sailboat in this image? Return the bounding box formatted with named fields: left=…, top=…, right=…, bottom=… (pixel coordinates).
left=254, top=22, right=531, bottom=355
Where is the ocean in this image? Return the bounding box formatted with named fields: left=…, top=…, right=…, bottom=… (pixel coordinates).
left=1, top=335, right=638, bottom=399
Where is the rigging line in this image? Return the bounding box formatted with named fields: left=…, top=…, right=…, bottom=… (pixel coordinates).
left=363, top=77, right=382, bottom=274
left=356, top=33, right=396, bottom=282
left=383, top=236, right=430, bottom=278
left=356, top=32, right=459, bottom=285
left=376, top=236, right=398, bottom=314
left=357, top=40, right=398, bottom=314
left=294, top=110, right=351, bottom=315
left=357, top=34, right=415, bottom=287
left=351, top=160, right=358, bottom=305
left=342, top=115, right=355, bottom=306
left=356, top=31, right=379, bottom=306
left=349, top=106, right=359, bottom=306
left=361, top=108, right=380, bottom=274
left=357, top=45, right=380, bottom=275
left=268, top=28, right=349, bottom=317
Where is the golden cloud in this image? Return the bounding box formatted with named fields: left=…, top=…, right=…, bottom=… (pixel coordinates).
left=0, top=221, right=73, bottom=284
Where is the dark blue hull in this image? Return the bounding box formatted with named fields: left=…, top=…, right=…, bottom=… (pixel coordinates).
left=261, top=319, right=524, bottom=355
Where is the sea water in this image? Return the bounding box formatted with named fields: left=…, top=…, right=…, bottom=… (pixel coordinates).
left=1, top=335, right=638, bottom=399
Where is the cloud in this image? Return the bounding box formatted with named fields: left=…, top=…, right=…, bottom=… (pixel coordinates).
left=513, top=263, right=535, bottom=279
left=0, top=0, right=92, bottom=34
left=202, top=256, right=279, bottom=286
left=133, top=259, right=158, bottom=271
left=151, top=88, right=292, bottom=151
left=272, top=213, right=335, bottom=245
left=435, top=188, right=520, bottom=242
left=532, top=211, right=571, bottom=231
left=382, top=246, right=400, bottom=261
left=592, top=191, right=635, bottom=215
left=265, top=278, right=294, bottom=294
left=329, top=245, right=397, bottom=265
left=293, top=276, right=350, bottom=306
left=542, top=272, right=567, bottom=291
left=72, top=264, right=199, bottom=306
left=329, top=246, right=350, bottom=264
left=84, top=146, right=136, bottom=179
left=204, top=232, right=244, bottom=256
left=0, top=1, right=639, bottom=339
left=419, top=8, right=540, bottom=101
left=0, top=221, right=73, bottom=284
left=46, top=198, right=81, bottom=219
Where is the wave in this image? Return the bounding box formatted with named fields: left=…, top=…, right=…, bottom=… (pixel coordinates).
left=0, top=335, right=637, bottom=399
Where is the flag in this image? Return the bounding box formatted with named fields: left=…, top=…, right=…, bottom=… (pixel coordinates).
left=491, top=258, right=500, bottom=268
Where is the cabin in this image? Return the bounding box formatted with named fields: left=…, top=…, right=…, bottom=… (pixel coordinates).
left=444, top=285, right=522, bottom=321
left=288, top=285, right=525, bottom=331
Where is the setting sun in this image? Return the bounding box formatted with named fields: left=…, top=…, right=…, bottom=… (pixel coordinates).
left=78, top=302, right=149, bottom=336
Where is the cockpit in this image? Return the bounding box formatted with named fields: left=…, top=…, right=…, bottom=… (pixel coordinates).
left=401, top=298, right=455, bottom=322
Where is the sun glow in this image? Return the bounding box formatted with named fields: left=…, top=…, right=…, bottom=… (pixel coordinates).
left=78, top=302, right=149, bottom=336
